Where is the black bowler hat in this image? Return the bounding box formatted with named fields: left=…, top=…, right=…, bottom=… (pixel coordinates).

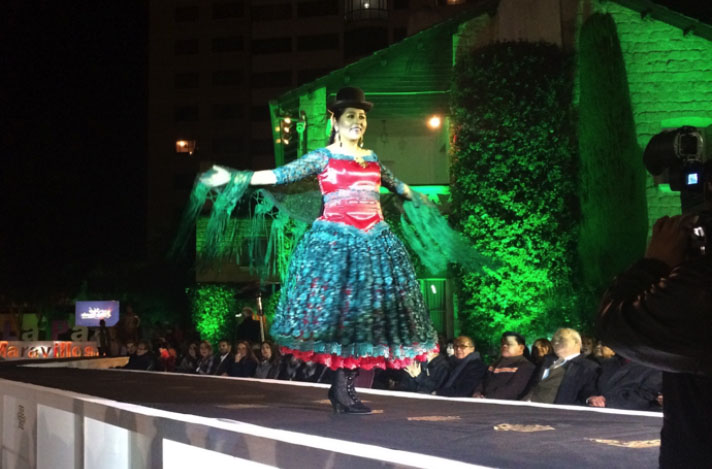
left=327, top=87, right=373, bottom=113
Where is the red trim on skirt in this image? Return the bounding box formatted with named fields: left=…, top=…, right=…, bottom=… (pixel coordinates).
left=279, top=346, right=437, bottom=371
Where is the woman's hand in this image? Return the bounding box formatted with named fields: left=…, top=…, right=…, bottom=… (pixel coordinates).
left=200, top=165, right=232, bottom=187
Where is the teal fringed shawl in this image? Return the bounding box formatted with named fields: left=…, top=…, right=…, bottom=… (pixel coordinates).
left=400, top=195, right=498, bottom=274
left=172, top=169, right=497, bottom=280
left=170, top=170, right=253, bottom=263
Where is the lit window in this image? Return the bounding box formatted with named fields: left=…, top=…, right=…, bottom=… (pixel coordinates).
left=176, top=139, right=197, bottom=156
left=345, top=0, right=387, bottom=21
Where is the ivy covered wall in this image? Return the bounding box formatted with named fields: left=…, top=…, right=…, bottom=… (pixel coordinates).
left=576, top=13, right=648, bottom=295
left=450, top=42, right=581, bottom=355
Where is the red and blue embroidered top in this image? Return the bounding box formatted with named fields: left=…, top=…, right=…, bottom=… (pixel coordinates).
left=272, top=148, right=407, bottom=232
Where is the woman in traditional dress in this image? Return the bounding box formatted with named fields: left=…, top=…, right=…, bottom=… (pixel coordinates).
left=199, top=87, right=484, bottom=414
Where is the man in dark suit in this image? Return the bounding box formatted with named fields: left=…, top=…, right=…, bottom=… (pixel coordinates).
left=213, top=339, right=233, bottom=376
left=523, top=328, right=598, bottom=405
left=585, top=344, right=662, bottom=411
left=436, top=335, right=487, bottom=397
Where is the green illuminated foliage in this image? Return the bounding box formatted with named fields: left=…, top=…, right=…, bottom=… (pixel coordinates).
left=577, top=13, right=648, bottom=292
left=187, top=284, right=237, bottom=346
left=450, top=42, right=582, bottom=355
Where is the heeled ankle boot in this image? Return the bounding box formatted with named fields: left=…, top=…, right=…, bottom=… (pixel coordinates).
left=328, top=368, right=372, bottom=414
left=345, top=369, right=372, bottom=414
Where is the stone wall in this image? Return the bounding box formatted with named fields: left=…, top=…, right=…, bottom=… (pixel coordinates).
left=601, top=3, right=712, bottom=227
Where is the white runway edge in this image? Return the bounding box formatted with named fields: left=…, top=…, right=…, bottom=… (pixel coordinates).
left=0, top=377, right=494, bottom=469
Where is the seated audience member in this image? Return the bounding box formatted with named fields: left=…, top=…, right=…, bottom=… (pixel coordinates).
left=397, top=349, right=451, bottom=394
left=255, top=341, right=281, bottom=379
left=276, top=354, right=329, bottom=382
left=124, top=340, right=137, bottom=357
left=196, top=340, right=217, bottom=375
left=156, top=339, right=177, bottom=372
left=278, top=354, right=302, bottom=380
left=227, top=340, right=258, bottom=378
left=530, top=338, right=553, bottom=366
left=523, top=328, right=598, bottom=405
left=176, top=342, right=199, bottom=373
left=473, top=332, right=536, bottom=400
left=295, top=360, right=329, bottom=383
left=586, top=344, right=662, bottom=411
left=213, top=339, right=233, bottom=376
left=123, top=340, right=155, bottom=371
left=436, top=335, right=487, bottom=397
left=581, top=335, right=597, bottom=359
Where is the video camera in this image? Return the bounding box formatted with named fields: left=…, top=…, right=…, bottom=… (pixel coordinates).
left=643, top=125, right=712, bottom=255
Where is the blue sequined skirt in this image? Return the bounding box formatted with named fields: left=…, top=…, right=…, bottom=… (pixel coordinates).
left=270, top=220, right=437, bottom=369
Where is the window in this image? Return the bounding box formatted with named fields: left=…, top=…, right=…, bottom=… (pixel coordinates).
left=212, top=36, right=244, bottom=52
left=213, top=103, right=244, bottom=120
left=251, top=4, right=291, bottom=21
left=297, top=33, right=339, bottom=51
left=250, top=71, right=292, bottom=88
left=212, top=137, right=244, bottom=154
left=344, top=0, right=388, bottom=21
left=175, top=139, right=197, bottom=155
left=212, top=1, right=244, bottom=19
left=297, top=68, right=330, bottom=85
left=297, top=0, right=339, bottom=17
left=212, top=69, right=243, bottom=86
left=174, top=72, right=199, bottom=89
left=174, top=38, right=199, bottom=55
left=174, top=105, right=199, bottom=122
left=175, top=6, right=199, bottom=22
left=251, top=37, right=292, bottom=54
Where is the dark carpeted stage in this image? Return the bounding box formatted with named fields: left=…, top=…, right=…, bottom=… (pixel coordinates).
left=0, top=360, right=662, bottom=468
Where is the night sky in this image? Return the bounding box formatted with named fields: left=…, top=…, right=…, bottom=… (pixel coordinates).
left=1, top=0, right=710, bottom=295
left=2, top=1, right=148, bottom=292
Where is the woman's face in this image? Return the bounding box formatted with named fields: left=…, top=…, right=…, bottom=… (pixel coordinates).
left=334, top=107, right=367, bottom=142
left=581, top=337, right=596, bottom=356
left=236, top=343, right=248, bottom=356
left=534, top=341, right=551, bottom=358
left=199, top=343, right=210, bottom=357
left=261, top=343, right=272, bottom=360
left=188, top=344, right=197, bottom=357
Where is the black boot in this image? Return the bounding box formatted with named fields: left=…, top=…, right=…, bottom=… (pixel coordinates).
left=328, top=369, right=372, bottom=414
left=345, top=369, right=372, bottom=414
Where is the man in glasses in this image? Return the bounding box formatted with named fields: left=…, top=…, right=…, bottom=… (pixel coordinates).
left=436, top=335, right=486, bottom=397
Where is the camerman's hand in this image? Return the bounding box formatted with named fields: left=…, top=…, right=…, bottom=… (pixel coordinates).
left=645, top=214, right=696, bottom=268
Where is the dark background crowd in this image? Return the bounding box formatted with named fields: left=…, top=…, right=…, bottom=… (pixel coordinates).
left=103, top=317, right=662, bottom=412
